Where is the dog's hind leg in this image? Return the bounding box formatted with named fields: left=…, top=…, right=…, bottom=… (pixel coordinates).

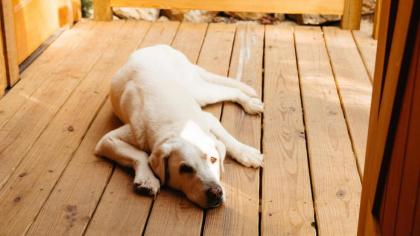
left=193, top=82, right=264, bottom=115
left=95, top=124, right=160, bottom=195
left=203, top=112, right=263, bottom=168
left=194, top=65, right=258, bottom=98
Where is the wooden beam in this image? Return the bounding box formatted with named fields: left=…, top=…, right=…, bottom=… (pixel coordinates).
left=110, top=0, right=345, bottom=15
left=341, top=0, right=362, bottom=29
left=94, top=0, right=112, bottom=21
left=0, top=16, right=6, bottom=96
left=373, top=0, right=382, bottom=39
left=0, top=0, right=19, bottom=86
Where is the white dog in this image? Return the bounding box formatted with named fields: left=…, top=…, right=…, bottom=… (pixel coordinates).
left=95, top=45, right=263, bottom=208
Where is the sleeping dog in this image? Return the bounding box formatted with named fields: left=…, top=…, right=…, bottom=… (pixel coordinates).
left=95, top=45, right=264, bottom=208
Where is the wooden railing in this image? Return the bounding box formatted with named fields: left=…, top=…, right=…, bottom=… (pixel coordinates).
left=94, top=0, right=362, bottom=29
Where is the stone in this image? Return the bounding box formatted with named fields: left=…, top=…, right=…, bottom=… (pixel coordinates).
left=287, top=14, right=341, bottom=25
left=225, top=12, right=270, bottom=21
left=161, top=9, right=218, bottom=23
left=113, top=7, right=160, bottom=21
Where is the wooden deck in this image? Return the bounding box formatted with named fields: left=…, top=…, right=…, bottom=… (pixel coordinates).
left=0, top=20, right=376, bottom=235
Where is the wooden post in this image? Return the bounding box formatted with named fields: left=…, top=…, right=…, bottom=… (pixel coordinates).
left=94, top=0, right=112, bottom=21
left=0, top=0, right=20, bottom=86
left=372, top=0, right=382, bottom=39
left=0, top=17, right=7, bottom=96
left=341, top=0, right=362, bottom=29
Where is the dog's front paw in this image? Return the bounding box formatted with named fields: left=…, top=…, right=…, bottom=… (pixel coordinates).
left=234, top=145, right=264, bottom=168
left=133, top=174, right=160, bottom=196
left=243, top=97, right=264, bottom=115
left=241, top=84, right=258, bottom=98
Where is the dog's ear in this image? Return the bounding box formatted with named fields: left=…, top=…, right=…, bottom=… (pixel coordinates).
left=149, top=141, right=175, bottom=184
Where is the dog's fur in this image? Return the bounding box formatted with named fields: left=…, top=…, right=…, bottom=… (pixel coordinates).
left=95, top=45, right=264, bottom=208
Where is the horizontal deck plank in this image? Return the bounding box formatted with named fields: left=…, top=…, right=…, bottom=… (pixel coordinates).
left=85, top=21, right=180, bottom=236
left=262, top=25, right=316, bottom=235
left=323, top=27, right=372, bottom=176
left=26, top=21, right=151, bottom=236
left=352, top=30, right=377, bottom=81
left=144, top=22, right=208, bottom=236
left=0, top=21, right=146, bottom=236
left=0, top=22, right=115, bottom=190
left=294, top=26, right=361, bottom=236
left=203, top=23, right=263, bottom=236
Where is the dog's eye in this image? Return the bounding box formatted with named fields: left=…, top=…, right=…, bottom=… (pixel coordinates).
left=179, top=164, right=195, bottom=174
left=210, top=157, right=217, bottom=164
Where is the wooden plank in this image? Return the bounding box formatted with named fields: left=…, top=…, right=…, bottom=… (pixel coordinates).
left=0, top=22, right=112, bottom=191
left=341, top=0, right=362, bottom=30
left=25, top=21, right=151, bottom=236
left=143, top=22, right=208, bottom=236
left=323, top=27, right=372, bottom=177
left=352, top=30, right=377, bottom=81
left=0, top=21, right=144, bottom=236
left=358, top=0, right=415, bottom=233
left=0, top=17, right=7, bottom=97
left=203, top=23, right=263, bottom=236
left=372, top=0, right=382, bottom=39
left=294, top=26, right=361, bottom=236
left=262, top=25, right=315, bottom=236
left=0, top=21, right=94, bottom=131
left=13, top=0, right=75, bottom=63
left=0, top=0, right=19, bottom=85
left=110, top=0, right=345, bottom=15
left=85, top=21, right=180, bottom=236
left=94, top=0, right=112, bottom=21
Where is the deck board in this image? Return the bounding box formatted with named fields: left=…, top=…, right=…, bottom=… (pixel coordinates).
left=85, top=21, right=180, bottom=235
left=352, top=30, right=377, bottom=81
left=0, top=20, right=377, bottom=236
left=144, top=22, right=207, bottom=236
left=0, top=22, right=116, bottom=190
left=26, top=21, right=151, bottom=236
left=294, top=26, right=361, bottom=236
left=203, top=23, right=264, bottom=236
left=262, top=25, right=316, bottom=235
left=323, top=27, right=372, bottom=177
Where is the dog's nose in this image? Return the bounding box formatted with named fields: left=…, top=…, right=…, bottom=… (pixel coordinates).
left=206, top=185, right=223, bottom=208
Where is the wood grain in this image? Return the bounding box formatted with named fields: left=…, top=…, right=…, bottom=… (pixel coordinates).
left=0, top=0, right=19, bottom=85
left=110, top=0, right=345, bottom=14
left=341, top=0, right=362, bottom=29
left=262, top=25, right=315, bottom=236
left=0, top=21, right=94, bottom=130
left=0, top=16, right=7, bottom=97
left=85, top=21, right=180, bottom=236
left=26, top=21, right=151, bottom=236
left=0, top=21, right=140, bottom=236
left=93, top=0, right=112, bottom=21
left=323, top=27, right=372, bottom=177
left=294, top=26, right=361, bottom=236
left=144, top=22, right=208, bottom=236
left=0, top=22, right=113, bottom=191
left=203, top=23, right=263, bottom=236
left=352, top=30, right=377, bottom=81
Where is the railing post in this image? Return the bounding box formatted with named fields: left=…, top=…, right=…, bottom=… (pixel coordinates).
left=341, top=0, right=362, bottom=30
left=94, top=0, right=112, bottom=21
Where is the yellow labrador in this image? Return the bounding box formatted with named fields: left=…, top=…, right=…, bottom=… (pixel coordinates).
left=95, top=45, right=263, bottom=208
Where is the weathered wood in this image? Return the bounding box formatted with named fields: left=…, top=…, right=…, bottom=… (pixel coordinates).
left=352, top=30, right=377, bottom=81
left=94, top=0, right=112, bottom=21
left=0, top=16, right=7, bottom=97
left=323, top=27, right=372, bottom=177
left=110, top=0, right=345, bottom=14
left=203, top=23, right=263, bottom=236
left=85, top=21, right=180, bottom=235
left=0, top=0, right=19, bottom=85
left=294, top=26, right=361, bottom=236
left=0, top=22, right=112, bottom=191
left=0, top=21, right=94, bottom=131
left=262, top=25, right=315, bottom=236
left=0, top=21, right=136, bottom=236
left=144, top=22, right=208, bottom=236
left=341, top=0, right=362, bottom=29
left=26, top=21, right=151, bottom=236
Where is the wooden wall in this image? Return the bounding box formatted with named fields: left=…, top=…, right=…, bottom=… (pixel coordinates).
left=12, top=0, right=80, bottom=64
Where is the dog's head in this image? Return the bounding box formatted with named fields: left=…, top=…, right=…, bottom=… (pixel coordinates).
left=149, top=122, right=226, bottom=208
